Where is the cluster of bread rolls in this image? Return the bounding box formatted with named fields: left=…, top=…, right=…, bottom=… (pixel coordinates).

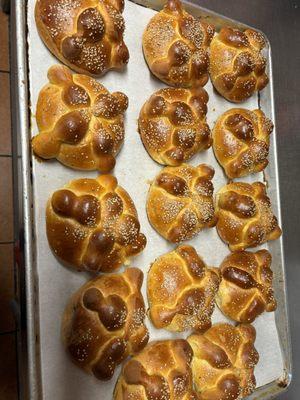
left=46, top=174, right=146, bottom=273
left=210, top=27, right=269, bottom=102
left=147, top=163, right=216, bottom=242
left=216, top=250, right=276, bottom=323
left=139, top=87, right=211, bottom=165
left=213, top=108, right=273, bottom=178
left=32, top=65, right=129, bottom=172
left=35, top=0, right=129, bottom=76
left=32, top=0, right=282, bottom=398
left=188, top=323, right=259, bottom=399
left=115, top=324, right=259, bottom=400
left=142, top=0, right=214, bottom=88
left=62, top=268, right=149, bottom=380
left=147, top=245, right=220, bottom=331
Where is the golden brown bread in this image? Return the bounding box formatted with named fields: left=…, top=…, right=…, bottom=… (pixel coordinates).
left=32, top=65, right=128, bottom=172
left=46, top=174, right=146, bottom=273
left=213, top=108, right=273, bottom=179
left=216, top=182, right=282, bottom=251
left=114, top=339, right=197, bottom=399
left=62, top=268, right=149, bottom=380
left=142, top=0, right=214, bottom=87
left=188, top=323, right=259, bottom=400
left=147, top=163, right=215, bottom=243
left=35, top=0, right=129, bottom=76
left=210, top=27, right=269, bottom=102
left=147, top=245, right=220, bottom=332
left=216, top=250, right=276, bottom=323
left=138, top=87, right=211, bottom=166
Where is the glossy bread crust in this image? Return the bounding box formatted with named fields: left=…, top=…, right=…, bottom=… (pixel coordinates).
left=147, top=163, right=216, bottom=243
left=216, top=250, right=277, bottom=323
left=210, top=27, right=269, bottom=102
left=139, top=87, right=211, bottom=166
left=114, top=339, right=198, bottom=399
left=62, top=268, right=149, bottom=380
left=32, top=65, right=128, bottom=172
left=216, top=181, right=282, bottom=251
left=147, top=245, right=220, bottom=332
left=213, top=108, right=273, bottom=178
left=188, top=323, right=259, bottom=400
left=46, top=174, right=146, bottom=272
left=35, top=0, right=129, bottom=76
left=142, top=0, right=214, bottom=87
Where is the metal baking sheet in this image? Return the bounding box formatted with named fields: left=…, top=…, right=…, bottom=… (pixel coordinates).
left=16, top=0, right=291, bottom=398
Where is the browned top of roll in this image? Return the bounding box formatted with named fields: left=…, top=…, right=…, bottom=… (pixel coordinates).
left=46, top=174, right=146, bottom=273
left=147, top=245, right=220, bottom=332
left=210, top=27, right=269, bottom=102
left=143, top=0, right=214, bottom=87
left=35, top=0, right=129, bottom=76
left=188, top=323, right=259, bottom=400
left=62, top=268, right=149, bottom=380
left=216, top=250, right=277, bottom=323
left=139, top=87, right=211, bottom=166
left=114, top=339, right=197, bottom=399
left=32, top=65, right=128, bottom=172
left=147, top=163, right=216, bottom=243
left=216, top=181, right=282, bottom=251
left=213, top=108, right=273, bottom=178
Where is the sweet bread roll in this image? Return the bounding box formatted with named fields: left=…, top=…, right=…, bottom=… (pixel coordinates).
left=142, top=0, right=214, bottom=87
left=35, top=0, right=129, bottom=76
left=114, top=339, right=197, bottom=399
left=62, top=268, right=149, bottom=380
left=147, top=163, right=215, bottom=242
left=139, top=87, right=211, bottom=166
left=188, top=323, right=259, bottom=400
left=216, top=250, right=276, bottom=323
left=147, top=245, right=220, bottom=331
left=216, top=182, right=281, bottom=251
left=213, top=108, right=273, bottom=178
left=32, top=65, right=128, bottom=172
left=210, top=27, right=269, bottom=102
left=46, top=174, right=146, bottom=273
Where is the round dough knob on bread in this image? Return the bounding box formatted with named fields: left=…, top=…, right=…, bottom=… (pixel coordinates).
left=35, top=0, right=129, bottom=76
left=142, top=0, right=214, bottom=87
left=32, top=65, right=128, bottom=172
left=62, top=268, right=149, bottom=380
left=213, top=108, right=273, bottom=178
left=216, top=250, right=277, bottom=323
left=114, top=339, right=197, bottom=399
left=147, top=245, right=220, bottom=332
left=46, top=174, right=146, bottom=273
left=216, top=181, right=282, bottom=251
left=210, top=27, right=269, bottom=102
left=139, top=87, right=211, bottom=166
left=188, top=323, right=259, bottom=400
left=147, top=163, right=216, bottom=243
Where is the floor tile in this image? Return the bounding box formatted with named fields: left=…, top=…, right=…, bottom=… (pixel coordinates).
left=0, top=333, right=18, bottom=400
left=0, top=11, right=9, bottom=71
left=0, top=73, right=11, bottom=155
left=0, top=157, right=13, bottom=242
left=0, top=244, right=15, bottom=332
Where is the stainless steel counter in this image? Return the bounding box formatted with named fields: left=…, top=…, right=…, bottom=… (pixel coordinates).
left=193, top=1, right=300, bottom=398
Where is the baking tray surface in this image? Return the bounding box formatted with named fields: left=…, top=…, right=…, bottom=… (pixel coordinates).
left=25, top=0, right=291, bottom=399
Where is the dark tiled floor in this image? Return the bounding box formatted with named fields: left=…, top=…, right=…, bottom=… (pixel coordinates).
left=0, top=74, right=11, bottom=155
left=0, top=244, right=15, bottom=332
left=0, top=11, right=9, bottom=71
left=0, top=157, right=14, bottom=242
left=0, top=7, right=18, bottom=400
left=0, top=333, right=18, bottom=400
